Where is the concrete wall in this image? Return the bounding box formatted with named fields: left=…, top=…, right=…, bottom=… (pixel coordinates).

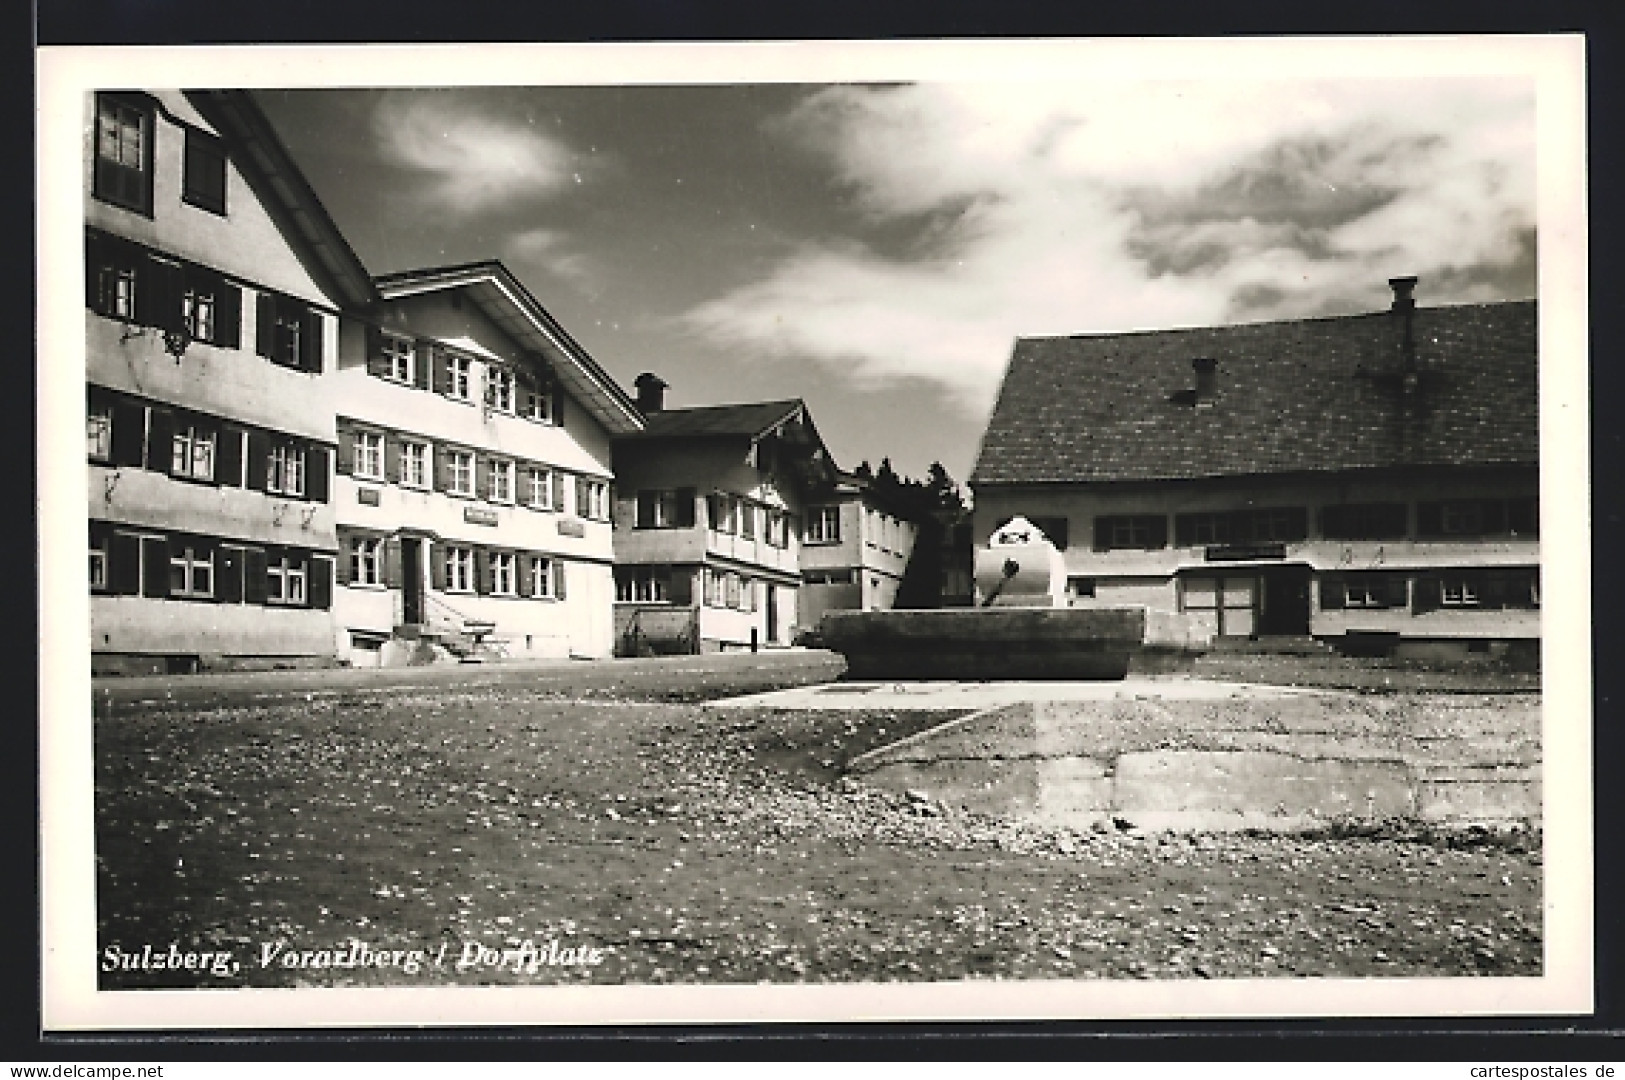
left=852, top=693, right=1540, bottom=832
left=91, top=594, right=334, bottom=658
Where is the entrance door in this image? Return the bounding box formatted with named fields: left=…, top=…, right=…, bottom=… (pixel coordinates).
left=1258, top=566, right=1311, bottom=636
left=401, top=539, right=423, bottom=625
left=765, top=583, right=778, bottom=644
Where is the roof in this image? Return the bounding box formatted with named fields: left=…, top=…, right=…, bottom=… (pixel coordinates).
left=374, top=260, right=645, bottom=436
left=633, top=399, right=807, bottom=440
left=183, top=91, right=379, bottom=311
left=970, top=299, right=1537, bottom=487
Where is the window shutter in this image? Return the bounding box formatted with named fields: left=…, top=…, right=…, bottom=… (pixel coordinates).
left=1319, top=575, right=1344, bottom=610
left=215, top=281, right=242, bottom=348
left=237, top=547, right=264, bottom=605
left=412, top=342, right=431, bottom=389
left=552, top=383, right=565, bottom=426
left=110, top=532, right=142, bottom=595
left=475, top=549, right=493, bottom=595
left=432, top=347, right=450, bottom=395
left=552, top=559, right=567, bottom=600
left=146, top=410, right=173, bottom=475
left=305, top=445, right=330, bottom=502
left=432, top=446, right=450, bottom=492
left=217, top=546, right=244, bottom=604
left=301, top=309, right=324, bottom=373
left=384, top=437, right=402, bottom=484
left=1416, top=502, right=1442, bottom=538
left=636, top=492, right=656, bottom=528
left=135, top=257, right=182, bottom=333
left=551, top=471, right=567, bottom=512
left=705, top=493, right=719, bottom=529
left=668, top=568, right=692, bottom=606
left=333, top=422, right=354, bottom=477
left=427, top=544, right=446, bottom=590
left=238, top=430, right=267, bottom=492
left=383, top=538, right=403, bottom=588
left=1482, top=499, right=1507, bottom=535
left=1385, top=575, right=1409, bottom=608
left=476, top=457, right=492, bottom=501
left=521, top=385, right=537, bottom=418
left=1147, top=516, right=1168, bottom=550
left=517, top=554, right=535, bottom=598
left=1093, top=517, right=1111, bottom=551
left=308, top=556, right=333, bottom=610
left=365, top=326, right=388, bottom=377
left=575, top=477, right=589, bottom=517
left=333, top=535, right=352, bottom=586
left=1285, top=507, right=1308, bottom=542
left=216, top=426, right=243, bottom=487
left=84, top=232, right=103, bottom=312
left=255, top=293, right=274, bottom=358
left=1412, top=575, right=1441, bottom=613
left=110, top=401, right=146, bottom=467
left=141, top=536, right=169, bottom=598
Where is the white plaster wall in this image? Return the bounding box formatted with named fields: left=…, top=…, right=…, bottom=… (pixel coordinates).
left=91, top=595, right=334, bottom=656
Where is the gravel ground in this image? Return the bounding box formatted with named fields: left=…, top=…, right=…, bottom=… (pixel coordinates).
left=94, top=670, right=1542, bottom=990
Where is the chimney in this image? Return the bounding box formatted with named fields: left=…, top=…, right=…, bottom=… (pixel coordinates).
left=1389, top=275, right=1419, bottom=375
left=633, top=372, right=667, bottom=413
left=1192, top=357, right=1217, bottom=405
left=1388, top=275, right=1418, bottom=313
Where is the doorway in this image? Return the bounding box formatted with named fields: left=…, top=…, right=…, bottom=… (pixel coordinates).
left=401, top=538, right=423, bottom=626
left=1257, top=565, right=1312, bottom=636
left=765, top=583, right=778, bottom=645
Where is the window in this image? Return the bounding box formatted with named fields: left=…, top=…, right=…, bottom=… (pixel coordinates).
left=448, top=451, right=475, bottom=497
left=171, top=423, right=216, bottom=481
left=491, top=551, right=516, bottom=596
left=616, top=567, right=670, bottom=603
left=266, top=552, right=307, bottom=605
left=709, top=492, right=739, bottom=534
left=806, top=506, right=841, bottom=544
left=445, top=546, right=474, bottom=592
left=485, top=368, right=515, bottom=413
left=354, top=432, right=385, bottom=481
left=1441, top=578, right=1479, bottom=607
left=383, top=335, right=415, bottom=384
left=725, top=572, right=742, bottom=609
left=1323, top=572, right=1408, bottom=610
left=348, top=535, right=382, bottom=586
left=1236, top=507, right=1308, bottom=543
left=488, top=459, right=515, bottom=503
left=267, top=442, right=306, bottom=496
left=94, top=94, right=152, bottom=213
left=531, top=556, right=554, bottom=599
left=525, top=385, right=553, bottom=423
left=182, top=127, right=227, bottom=215
left=181, top=287, right=215, bottom=343
left=1069, top=577, right=1097, bottom=599
left=636, top=489, right=693, bottom=529
left=89, top=540, right=108, bottom=591
left=87, top=403, right=112, bottom=461
left=106, top=266, right=137, bottom=320
left=1095, top=514, right=1167, bottom=551
left=740, top=501, right=757, bottom=539
left=1320, top=503, right=1408, bottom=541
left=526, top=467, right=553, bottom=510
left=402, top=442, right=430, bottom=489
left=447, top=355, right=473, bottom=401
left=257, top=293, right=322, bottom=372
left=1175, top=512, right=1232, bottom=546
left=1440, top=503, right=1484, bottom=536
left=764, top=509, right=789, bottom=549
left=578, top=478, right=609, bottom=521
left=168, top=543, right=214, bottom=599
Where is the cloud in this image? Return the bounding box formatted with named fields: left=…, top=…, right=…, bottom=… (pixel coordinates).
left=688, top=79, right=1535, bottom=413
left=372, top=92, right=585, bottom=215
left=504, top=227, right=597, bottom=292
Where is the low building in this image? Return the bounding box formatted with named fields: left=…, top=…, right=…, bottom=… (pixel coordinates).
left=969, top=278, right=1538, bottom=661
left=84, top=89, right=376, bottom=674
left=798, top=470, right=920, bottom=627
left=329, top=261, right=644, bottom=665
left=610, top=375, right=837, bottom=654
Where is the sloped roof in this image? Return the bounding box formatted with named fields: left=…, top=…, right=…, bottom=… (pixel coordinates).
left=374, top=260, right=644, bottom=436
left=971, top=299, right=1537, bottom=487
left=633, top=399, right=807, bottom=439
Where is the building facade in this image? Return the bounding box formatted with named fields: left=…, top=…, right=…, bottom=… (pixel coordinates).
left=84, top=90, right=376, bottom=674
left=970, top=280, right=1539, bottom=660
left=610, top=376, right=837, bottom=654
left=798, top=471, right=920, bottom=627
left=329, top=262, right=644, bottom=665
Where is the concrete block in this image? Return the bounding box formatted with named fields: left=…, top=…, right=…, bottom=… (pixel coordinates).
left=1114, top=750, right=1416, bottom=820
left=863, top=757, right=1043, bottom=818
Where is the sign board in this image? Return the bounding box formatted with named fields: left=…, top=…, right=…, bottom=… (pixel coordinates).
left=463, top=505, right=499, bottom=527
left=1205, top=542, right=1286, bottom=562
left=356, top=487, right=380, bottom=506
left=557, top=517, right=586, bottom=538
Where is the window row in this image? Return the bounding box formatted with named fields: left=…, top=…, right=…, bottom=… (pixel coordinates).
left=611, top=565, right=771, bottom=611
left=89, top=522, right=332, bottom=608
left=87, top=231, right=325, bottom=371
left=631, top=488, right=792, bottom=547
left=334, top=421, right=609, bottom=520
left=1319, top=569, right=1541, bottom=612
left=429, top=543, right=567, bottom=599
left=363, top=328, right=565, bottom=424
left=1008, top=498, right=1541, bottom=552
left=87, top=391, right=332, bottom=500
left=94, top=92, right=227, bottom=218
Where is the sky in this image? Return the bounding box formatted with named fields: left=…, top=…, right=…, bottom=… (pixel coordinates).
left=257, top=77, right=1536, bottom=484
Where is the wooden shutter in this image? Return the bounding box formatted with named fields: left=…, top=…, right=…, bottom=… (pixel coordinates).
left=110, top=532, right=142, bottom=595
left=1385, top=574, right=1409, bottom=608
left=551, top=471, right=567, bottom=512
left=518, top=554, right=535, bottom=598
left=242, top=430, right=269, bottom=492
left=1415, top=502, right=1443, bottom=538
left=1412, top=575, right=1441, bottom=613
left=365, top=326, right=389, bottom=377
left=255, top=293, right=274, bottom=358
left=306, top=445, right=330, bottom=502
left=431, top=347, right=450, bottom=395
left=383, top=538, right=403, bottom=588
left=215, top=280, right=242, bottom=348
left=333, top=422, right=354, bottom=476
left=668, top=567, right=692, bottom=606
left=146, top=410, right=173, bottom=475
left=1482, top=499, right=1507, bottom=535
left=141, top=536, right=169, bottom=598
left=1147, top=515, right=1168, bottom=550
left=412, top=342, right=430, bottom=389
left=476, top=457, right=492, bottom=501
left=301, top=308, right=324, bottom=373
left=240, top=548, right=265, bottom=604
left=308, top=556, right=333, bottom=610
left=217, top=546, right=244, bottom=604
left=333, top=535, right=352, bottom=586
left=1093, top=517, right=1111, bottom=551
left=575, top=477, right=589, bottom=517
left=84, top=231, right=104, bottom=312
left=473, top=549, right=492, bottom=595
left=521, top=385, right=537, bottom=418
left=430, top=544, right=448, bottom=590
left=552, top=559, right=567, bottom=600
left=636, top=491, right=656, bottom=528
left=1319, top=574, right=1344, bottom=610
left=552, top=384, right=564, bottom=426
left=135, top=257, right=183, bottom=333
left=110, top=400, right=146, bottom=467
left=1284, top=507, right=1308, bottom=542
left=432, top=446, right=450, bottom=492
left=384, top=437, right=402, bottom=484
left=705, top=493, right=719, bottom=530
left=216, top=426, right=243, bottom=487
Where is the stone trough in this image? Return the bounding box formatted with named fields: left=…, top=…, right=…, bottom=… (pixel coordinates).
left=844, top=690, right=1540, bottom=833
